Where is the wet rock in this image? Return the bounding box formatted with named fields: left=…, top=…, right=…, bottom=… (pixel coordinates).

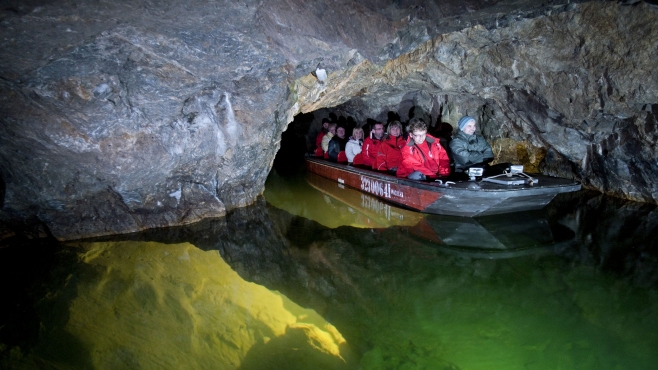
left=489, top=138, right=546, bottom=172
left=0, top=0, right=657, bottom=239
left=0, top=0, right=294, bottom=239
left=297, top=2, right=658, bottom=204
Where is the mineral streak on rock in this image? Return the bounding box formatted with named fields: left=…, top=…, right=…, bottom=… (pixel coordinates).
left=0, top=0, right=656, bottom=239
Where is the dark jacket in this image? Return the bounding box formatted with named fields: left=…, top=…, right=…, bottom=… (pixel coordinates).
left=328, top=135, right=349, bottom=162
left=449, top=130, right=494, bottom=171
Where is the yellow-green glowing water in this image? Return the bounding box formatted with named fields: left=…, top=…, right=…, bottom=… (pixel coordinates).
left=1, top=170, right=657, bottom=369
left=265, top=172, right=427, bottom=230
left=4, top=241, right=352, bottom=369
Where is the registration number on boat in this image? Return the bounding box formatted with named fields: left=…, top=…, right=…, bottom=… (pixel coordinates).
left=360, top=176, right=403, bottom=199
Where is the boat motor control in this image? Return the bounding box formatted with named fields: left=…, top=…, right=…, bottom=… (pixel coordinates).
left=481, top=164, right=539, bottom=186
left=509, top=165, right=524, bottom=175
left=468, top=167, right=484, bottom=181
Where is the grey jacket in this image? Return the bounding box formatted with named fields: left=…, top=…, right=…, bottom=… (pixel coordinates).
left=449, top=130, right=494, bottom=171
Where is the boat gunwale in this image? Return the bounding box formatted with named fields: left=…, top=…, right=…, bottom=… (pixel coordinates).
left=305, top=157, right=581, bottom=195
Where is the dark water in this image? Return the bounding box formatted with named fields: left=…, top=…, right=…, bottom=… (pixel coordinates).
left=1, top=170, right=657, bottom=369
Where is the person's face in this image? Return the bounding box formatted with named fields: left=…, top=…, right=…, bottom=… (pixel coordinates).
left=336, top=127, right=345, bottom=138
left=354, top=131, right=363, bottom=140
left=389, top=126, right=401, bottom=137
left=411, top=129, right=427, bottom=145
left=372, top=124, right=384, bottom=139
left=462, top=120, right=476, bottom=135
left=329, top=126, right=336, bottom=135
left=322, top=121, right=329, bottom=129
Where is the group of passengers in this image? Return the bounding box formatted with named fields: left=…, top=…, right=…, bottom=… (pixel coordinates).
left=314, top=115, right=500, bottom=180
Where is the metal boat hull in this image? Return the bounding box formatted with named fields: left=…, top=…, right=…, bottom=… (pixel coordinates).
left=305, top=158, right=581, bottom=217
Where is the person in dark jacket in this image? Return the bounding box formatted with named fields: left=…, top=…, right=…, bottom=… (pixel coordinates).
left=449, top=116, right=494, bottom=172
left=328, top=126, right=349, bottom=162
left=450, top=116, right=512, bottom=176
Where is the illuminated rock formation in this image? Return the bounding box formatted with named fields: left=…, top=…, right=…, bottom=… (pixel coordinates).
left=22, top=240, right=353, bottom=369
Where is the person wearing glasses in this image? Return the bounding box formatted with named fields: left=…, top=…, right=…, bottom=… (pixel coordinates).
left=397, top=118, right=451, bottom=180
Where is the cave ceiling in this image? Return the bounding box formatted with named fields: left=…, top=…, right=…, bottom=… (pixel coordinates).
left=0, top=0, right=657, bottom=239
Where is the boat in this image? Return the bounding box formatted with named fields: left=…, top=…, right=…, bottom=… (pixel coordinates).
left=305, top=171, right=577, bottom=258
left=305, top=157, right=581, bottom=217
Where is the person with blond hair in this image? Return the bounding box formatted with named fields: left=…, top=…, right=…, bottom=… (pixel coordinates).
left=345, top=127, right=364, bottom=164
left=321, top=123, right=337, bottom=154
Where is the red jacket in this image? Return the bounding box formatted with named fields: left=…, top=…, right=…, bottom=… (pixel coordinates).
left=362, top=136, right=383, bottom=168
left=315, top=132, right=326, bottom=148
left=374, top=135, right=404, bottom=171
left=397, top=134, right=451, bottom=178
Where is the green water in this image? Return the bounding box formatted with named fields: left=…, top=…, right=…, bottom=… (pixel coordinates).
left=1, top=170, right=657, bottom=369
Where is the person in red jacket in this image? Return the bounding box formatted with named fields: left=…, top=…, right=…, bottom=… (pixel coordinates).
left=313, top=118, right=330, bottom=157
left=397, top=118, right=451, bottom=180
left=362, top=121, right=385, bottom=168
left=374, top=121, right=405, bottom=173
left=315, top=118, right=330, bottom=148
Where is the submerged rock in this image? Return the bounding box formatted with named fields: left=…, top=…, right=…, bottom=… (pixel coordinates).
left=0, top=0, right=657, bottom=239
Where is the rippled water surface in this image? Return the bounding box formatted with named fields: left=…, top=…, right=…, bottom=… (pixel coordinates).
left=1, top=170, right=657, bottom=369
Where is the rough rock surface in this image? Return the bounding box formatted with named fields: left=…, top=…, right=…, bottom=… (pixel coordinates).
left=294, top=1, right=658, bottom=203
left=0, top=0, right=657, bottom=239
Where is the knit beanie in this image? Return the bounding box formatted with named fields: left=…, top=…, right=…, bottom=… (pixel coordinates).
left=458, top=116, right=476, bottom=131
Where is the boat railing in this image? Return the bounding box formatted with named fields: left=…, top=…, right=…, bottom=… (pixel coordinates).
left=479, top=165, right=538, bottom=186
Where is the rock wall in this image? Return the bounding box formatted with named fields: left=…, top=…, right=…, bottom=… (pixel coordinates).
left=0, top=0, right=657, bottom=239
left=0, top=0, right=299, bottom=240
left=295, top=1, right=658, bottom=203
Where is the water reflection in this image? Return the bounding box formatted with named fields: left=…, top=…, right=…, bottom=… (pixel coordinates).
left=265, top=172, right=426, bottom=229
left=3, top=239, right=352, bottom=369
left=267, top=171, right=576, bottom=258
left=1, top=171, right=657, bottom=369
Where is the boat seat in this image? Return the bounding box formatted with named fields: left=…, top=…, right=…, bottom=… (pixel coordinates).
left=352, top=153, right=364, bottom=166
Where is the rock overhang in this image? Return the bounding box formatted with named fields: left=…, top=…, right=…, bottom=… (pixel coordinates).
left=0, top=0, right=656, bottom=240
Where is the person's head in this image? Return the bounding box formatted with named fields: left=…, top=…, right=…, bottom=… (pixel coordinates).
left=371, top=122, right=384, bottom=139
left=387, top=121, right=402, bottom=137
left=458, top=116, right=477, bottom=135
left=327, top=123, right=337, bottom=135
left=408, top=118, right=428, bottom=145
left=336, top=126, right=346, bottom=139
left=321, top=118, right=330, bottom=130
left=352, top=127, right=364, bottom=140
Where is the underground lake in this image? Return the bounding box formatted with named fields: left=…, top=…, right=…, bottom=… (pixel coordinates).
left=1, top=168, right=657, bottom=370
